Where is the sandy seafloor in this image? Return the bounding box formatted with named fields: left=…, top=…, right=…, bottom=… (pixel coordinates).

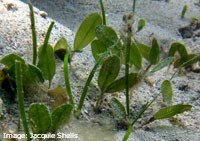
left=0, top=0, right=200, bottom=141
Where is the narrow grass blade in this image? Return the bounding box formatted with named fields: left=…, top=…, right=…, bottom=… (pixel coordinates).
left=76, top=39, right=120, bottom=117
left=64, top=53, right=74, bottom=106
left=123, top=97, right=155, bottom=141
left=28, top=3, right=37, bottom=65
left=76, top=54, right=104, bottom=116
left=37, top=22, right=55, bottom=87
left=43, top=22, right=54, bottom=47
left=151, top=57, right=174, bottom=73
left=122, top=126, right=132, bottom=141
left=99, top=0, right=106, bottom=25
left=125, top=23, right=132, bottom=116
left=132, top=0, right=137, bottom=16
left=15, top=61, right=31, bottom=141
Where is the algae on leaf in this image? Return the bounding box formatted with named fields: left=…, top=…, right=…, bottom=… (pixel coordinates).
left=91, top=39, right=107, bottom=61
left=28, top=104, right=51, bottom=134
left=161, top=80, right=173, bottom=105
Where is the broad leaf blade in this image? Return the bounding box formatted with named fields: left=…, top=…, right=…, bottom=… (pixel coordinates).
left=181, top=5, right=188, bottom=19
left=152, top=104, right=192, bottom=120
left=54, top=37, right=70, bottom=60
left=38, top=44, right=55, bottom=82
left=129, top=43, right=142, bottom=69
left=149, top=38, right=160, bottom=64
left=91, top=39, right=107, bottom=61
left=151, top=57, right=174, bottom=73
left=182, top=54, right=200, bottom=67
left=98, top=56, right=120, bottom=92
left=137, top=19, right=146, bottom=32
left=1, top=62, right=44, bottom=85
left=161, top=80, right=173, bottom=105
left=51, top=104, right=73, bottom=133
left=28, top=103, right=51, bottom=134
left=111, top=98, right=126, bottom=120
left=168, top=42, right=188, bottom=58
left=137, top=43, right=150, bottom=61
left=74, top=13, right=102, bottom=51
left=24, top=64, right=44, bottom=84
left=94, top=25, right=121, bottom=56
left=95, top=25, right=119, bottom=46
left=105, top=73, right=138, bottom=93
left=168, top=42, right=188, bottom=67
left=0, top=54, right=25, bottom=68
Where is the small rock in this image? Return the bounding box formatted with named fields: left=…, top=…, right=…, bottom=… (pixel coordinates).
left=3, top=0, right=18, bottom=10
left=39, top=10, right=48, bottom=18
left=178, top=21, right=200, bottom=39
left=0, top=37, right=6, bottom=49
left=178, top=84, right=189, bottom=91
left=0, top=2, right=7, bottom=13
left=84, top=109, right=89, bottom=114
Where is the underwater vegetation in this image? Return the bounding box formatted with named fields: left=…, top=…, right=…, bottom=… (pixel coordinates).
left=0, top=0, right=199, bottom=140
